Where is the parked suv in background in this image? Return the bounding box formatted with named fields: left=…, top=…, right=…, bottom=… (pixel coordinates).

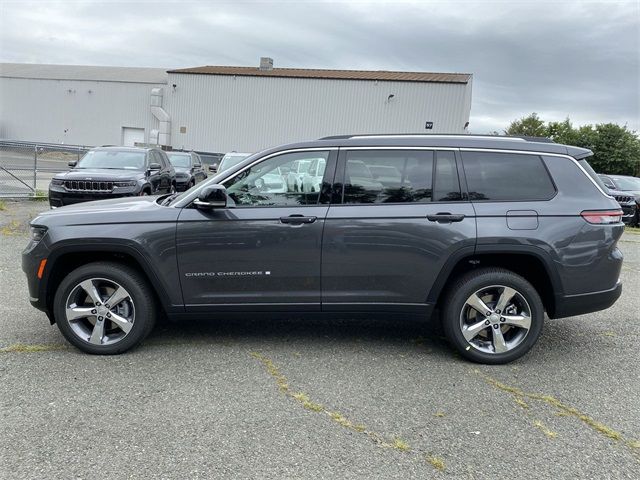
left=48, top=146, right=176, bottom=207
left=599, top=174, right=640, bottom=226
left=166, top=151, right=208, bottom=191
left=25, top=135, right=623, bottom=363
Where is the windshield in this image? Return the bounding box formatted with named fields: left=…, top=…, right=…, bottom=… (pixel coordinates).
left=610, top=176, right=640, bottom=191
left=167, top=153, right=191, bottom=168
left=77, top=150, right=146, bottom=170
left=219, top=153, right=251, bottom=172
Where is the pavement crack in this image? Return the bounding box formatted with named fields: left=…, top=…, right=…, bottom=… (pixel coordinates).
left=474, top=369, right=640, bottom=454
left=251, top=351, right=447, bottom=472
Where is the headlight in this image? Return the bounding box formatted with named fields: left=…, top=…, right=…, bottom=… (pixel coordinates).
left=51, top=179, right=64, bottom=186
left=30, top=226, right=47, bottom=243
left=114, top=181, right=137, bottom=187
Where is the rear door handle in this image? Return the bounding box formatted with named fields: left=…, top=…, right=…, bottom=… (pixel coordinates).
left=427, top=212, right=466, bottom=223
left=280, top=215, right=317, bottom=224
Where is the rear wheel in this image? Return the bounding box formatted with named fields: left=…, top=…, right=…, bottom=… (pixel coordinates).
left=441, top=268, right=544, bottom=364
left=53, top=262, right=157, bottom=354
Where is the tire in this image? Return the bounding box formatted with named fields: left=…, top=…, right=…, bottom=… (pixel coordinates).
left=631, top=208, right=639, bottom=228
left=53, top=262, right=157, bottom=354
left=441, top=268, right=544, bottom=364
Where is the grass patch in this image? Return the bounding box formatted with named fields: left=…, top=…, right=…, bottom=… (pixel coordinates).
left=0, top=343, right=67, bottom=353
left=31, top=190, right=48, bottom=201
left=533, top=420, right=558, bottom=439
left=0, top=200, right=6, bottom=211
left=433, top=411, right=446, bottom=418
left=391, top=437, right=411, bottom=452
left=426, top=455, right=446, bottom=471
left=0, top=220, right=23, bottom=236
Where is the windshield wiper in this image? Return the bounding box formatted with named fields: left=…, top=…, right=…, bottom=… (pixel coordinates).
left=162, top=193, right=180, bottom=206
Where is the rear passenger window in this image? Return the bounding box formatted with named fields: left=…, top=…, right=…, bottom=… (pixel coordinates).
left=343, top=150, right=434, bottom=204
left=462, top=152, right=556, bottom=201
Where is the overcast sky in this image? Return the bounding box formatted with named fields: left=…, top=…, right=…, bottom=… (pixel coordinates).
left=1, top=0, right=638, bottom=133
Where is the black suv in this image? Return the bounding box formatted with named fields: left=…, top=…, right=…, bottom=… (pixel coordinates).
left=166, top=151, right=208, bottom=191
left=49, top=146, right=177, bottom=207
left=24, top=135, right=624, bottom=363
left=598, top=174, right=640, bottom=227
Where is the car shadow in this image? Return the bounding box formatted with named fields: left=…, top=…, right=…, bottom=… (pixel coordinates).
left=146, top=313, right=451, bottom=353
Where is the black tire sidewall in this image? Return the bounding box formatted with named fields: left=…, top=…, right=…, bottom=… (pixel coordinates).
left=53, top=262, right=156, bottom=354
left=442, top=269, right=544, bottom=364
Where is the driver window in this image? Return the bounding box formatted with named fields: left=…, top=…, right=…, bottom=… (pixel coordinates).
left=223, top=151, right=329, bottom=207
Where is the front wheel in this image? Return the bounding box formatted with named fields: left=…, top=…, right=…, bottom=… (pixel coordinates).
left=441, top=268, right=544, bottom=364
left=53, top=262, right=157, bottom=354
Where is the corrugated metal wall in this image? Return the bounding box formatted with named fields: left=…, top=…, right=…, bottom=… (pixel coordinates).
left=0, top=77, right=162, bottom=146
left=165, top=74, right=472, bottom=152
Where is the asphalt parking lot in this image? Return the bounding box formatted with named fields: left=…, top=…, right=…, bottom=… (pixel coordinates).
left=1, top=200, right=639, bottom=479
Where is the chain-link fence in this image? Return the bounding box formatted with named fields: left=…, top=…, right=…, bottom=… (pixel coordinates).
left=0, top=141, right=90, bottom=198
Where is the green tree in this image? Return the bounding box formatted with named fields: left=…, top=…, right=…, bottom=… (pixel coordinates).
left=505, top=113, right=546, bottom=137
left=545, top=118, right=578, bottom=145
left=583, top=123, right=640, bottom=176
left=502, top=113, right=640, bottom=176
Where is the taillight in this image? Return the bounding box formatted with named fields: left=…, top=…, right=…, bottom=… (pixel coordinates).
left=580, top=210, right=623, bottom=224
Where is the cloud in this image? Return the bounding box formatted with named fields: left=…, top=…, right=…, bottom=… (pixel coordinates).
left=1, top=0, right=638, bottom=133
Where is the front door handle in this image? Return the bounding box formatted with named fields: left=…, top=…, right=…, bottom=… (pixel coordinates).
left=280, top=215, right=317, bottom=224
left=427, top=212, right=466, bottom=223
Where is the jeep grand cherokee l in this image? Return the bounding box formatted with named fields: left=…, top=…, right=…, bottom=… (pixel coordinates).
left=49, top=146, right=177, bottom=207
left=24, top=135, right=624, bottom=363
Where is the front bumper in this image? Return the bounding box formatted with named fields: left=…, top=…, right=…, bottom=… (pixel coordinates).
left=49, top=187, right=139, bottom=207
left=21, top=239, right=50, bottom=314
left=175, top=178, right=192, bottom=191
left=552, top=281, right=622, bottom=319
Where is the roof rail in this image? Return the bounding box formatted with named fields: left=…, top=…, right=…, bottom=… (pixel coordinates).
left=318, top=133, right=555, bottom=143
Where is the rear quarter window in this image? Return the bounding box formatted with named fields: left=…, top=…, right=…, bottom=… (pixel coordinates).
left=461, top=151, right=556, bottom=201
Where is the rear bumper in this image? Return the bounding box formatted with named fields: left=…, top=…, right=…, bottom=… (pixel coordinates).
left=552, top=281, right=622, bottom=319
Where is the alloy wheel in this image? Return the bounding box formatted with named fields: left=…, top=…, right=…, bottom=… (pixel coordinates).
left=65, top=278, right=135, bottom=346
left=459, top=285, right=532, bottom=354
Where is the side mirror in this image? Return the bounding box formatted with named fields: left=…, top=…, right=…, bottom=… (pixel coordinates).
left=68, top=160, right=77, bottom=168
left=149, top=163, right=161, bottom=171
left=194, top=184, right=227, bottom=209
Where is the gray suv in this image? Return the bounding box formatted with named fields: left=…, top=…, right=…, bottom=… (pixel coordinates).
left=22, top=135, right=624, bottom=363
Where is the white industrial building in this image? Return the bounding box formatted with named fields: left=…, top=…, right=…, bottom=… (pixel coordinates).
left=0, top=59, right=473, bottom=153
left=0, top=63, right=168, bottom=147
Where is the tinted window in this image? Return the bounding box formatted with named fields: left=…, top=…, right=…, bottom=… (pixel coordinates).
left=223, top=151, right=329, bottom=207
left=343, top=150, right=434, bottom=204
left=433, top=151, right=462, bottom=201
left=153, top=151, right=168, bottom=168
left=462, top=152, right=556, bottom=201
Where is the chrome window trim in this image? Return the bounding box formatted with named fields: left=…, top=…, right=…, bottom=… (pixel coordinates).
left=174, top=147, right=337, bottom=208
left=341, top=146, right=458, bottom=151
left=349, top=135, right=527, bottom=142
left=173, top=145, right=611, bottom=207
left=220, top=147, right=337, bottom=186
left=459, top=148, right=612, bottom=199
